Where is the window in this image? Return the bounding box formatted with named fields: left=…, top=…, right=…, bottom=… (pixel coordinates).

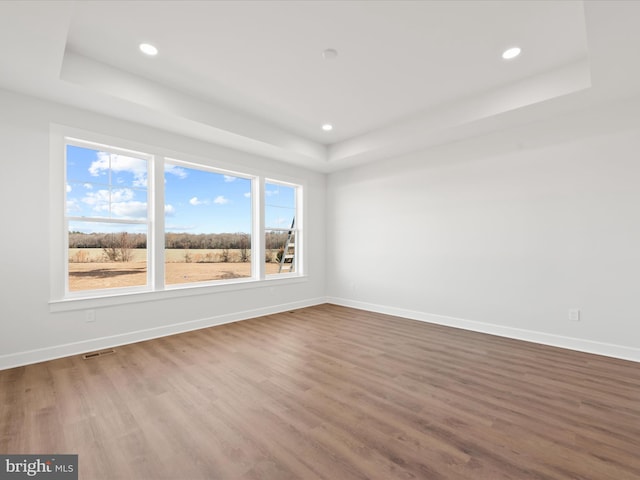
left=164, top=161, right=253, bottom=285
left=265, top=181, right=299, bottom=275
left=57, top=132, right=303, bottom=301
left=66, top=141, right=150, bottom=293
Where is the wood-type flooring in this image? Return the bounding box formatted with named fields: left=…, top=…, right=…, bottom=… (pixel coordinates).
left=1, top=304, right=639, bottom=479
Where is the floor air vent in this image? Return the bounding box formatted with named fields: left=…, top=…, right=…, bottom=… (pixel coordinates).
left=82, top=349, right=116, bottom=359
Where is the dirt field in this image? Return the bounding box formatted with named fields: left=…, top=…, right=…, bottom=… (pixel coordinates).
left=68, top=249, right=285, bottom=291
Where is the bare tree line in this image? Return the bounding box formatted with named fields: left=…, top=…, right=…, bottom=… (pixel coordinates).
left=69, top=231, right=289, bottom=250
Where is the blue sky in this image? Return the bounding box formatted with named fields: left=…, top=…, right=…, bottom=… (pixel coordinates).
left=66, top=144, right=295, bottom=234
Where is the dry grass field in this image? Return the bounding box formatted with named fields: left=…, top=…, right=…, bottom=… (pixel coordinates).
left=68, top=249, right=284, bottom=291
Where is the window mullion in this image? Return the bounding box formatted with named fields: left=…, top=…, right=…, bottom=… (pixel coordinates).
left=152, top=156, right=165, bottom=289
left=296, top=183, right=303, bottom=275
left=256, top=177, right=265, bottom=280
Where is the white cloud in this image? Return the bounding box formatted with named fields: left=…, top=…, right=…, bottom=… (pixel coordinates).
left=265, top=189, right=279, bottom=197
left=89, top=152, right=148, bottom=187
left=110, top=201, right=147, bottom=218
left=79, top=187, right=146, bottom=218
left=82, top=188, right=134, bottom=208
left=83, top=183, right=93, bottom=190
left=223, top=175, right=236, bottom=183
left=213, top=195, right=229, bottom=205
left=189, top=196, right=209, bottom=206
left=164, top=204, right=175, bottom=216
left=66, top=184, right=72, bottom=193
left=66, top=198, right=80, bottom=212
left=165, top=165, right=188, bottom=179
left=88, top=153, right=109, bottom=177
left=243, top=192, right=251, bottom=198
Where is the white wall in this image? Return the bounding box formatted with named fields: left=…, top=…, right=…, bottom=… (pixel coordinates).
left=326, top=112, right=640, bottom=361
left=0, top=89, right=326, bottom=369
left=2, top=85, right=640, bottom=369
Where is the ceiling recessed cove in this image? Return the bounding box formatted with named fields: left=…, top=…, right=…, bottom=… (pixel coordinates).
left=502, top=47, right=522, bottom=60
left=139, top=43, right=158, bottom=56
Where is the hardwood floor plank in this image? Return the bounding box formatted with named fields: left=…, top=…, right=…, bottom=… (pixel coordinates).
left=1, top=304, right=639, bottom=479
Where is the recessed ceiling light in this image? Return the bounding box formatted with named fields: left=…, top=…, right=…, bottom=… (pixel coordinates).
left=322, top=48, right=338, bottom=60
left=502, top=47, right=521, bottom=60
left=322, top=124, right=333, bottom=131
left=139, top=43, right=158, bottom=56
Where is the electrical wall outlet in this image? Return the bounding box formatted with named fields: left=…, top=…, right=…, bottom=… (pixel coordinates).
left=568, top=309, right=580, bottom=322
left=86, top=309, right=96, bottom=323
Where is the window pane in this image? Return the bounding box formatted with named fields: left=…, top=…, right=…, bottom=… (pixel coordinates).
left=265, top=183, right=295, bottom=229
left=66, top=145, right=148, bottom=220
left=164, top=164, right=252, bottom=285
left=68, top=221, right=147, bottom=292
left=265, top=229, right=296, bottom=274
left=66, top=183, right=147, bottom=220
left=265, top=183, right=297, bottom=274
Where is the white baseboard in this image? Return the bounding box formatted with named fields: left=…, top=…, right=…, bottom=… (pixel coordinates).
left=0, top=297, right=325, bottom=370
left=326, top=297, right=640, bottom=363
left=5, top=296, right=638, bottom=370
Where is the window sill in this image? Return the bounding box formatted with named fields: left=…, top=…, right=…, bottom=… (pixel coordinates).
left=49, top=275, right=308, bottom=312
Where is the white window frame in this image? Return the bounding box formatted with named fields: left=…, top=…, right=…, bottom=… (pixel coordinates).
left=64, top=138, right=153, bottom=298
left=265, top=179, right=303, bottom=277
left=49, top=125, right=306, bottom=311
left=162, top=157, right=257, bottom=289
